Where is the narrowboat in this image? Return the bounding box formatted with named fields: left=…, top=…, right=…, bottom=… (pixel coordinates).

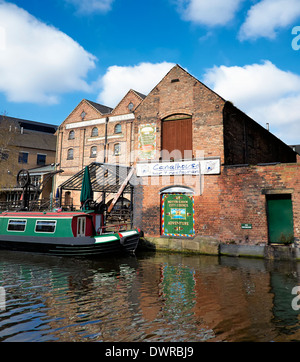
left=0, top=210, right=141, bottom=257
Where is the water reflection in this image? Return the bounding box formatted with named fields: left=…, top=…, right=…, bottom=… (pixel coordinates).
left=1, top=250, right=300, bottom=341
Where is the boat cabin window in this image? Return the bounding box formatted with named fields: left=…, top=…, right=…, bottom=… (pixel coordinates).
left=35, top=220, right=56, bottom=233
left=77, top=217, right=86, bottom=237
left=7, top=219, right=26, bottom=232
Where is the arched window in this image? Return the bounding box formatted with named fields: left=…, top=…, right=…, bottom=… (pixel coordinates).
left=114, top=143, right=121, bottom=156
left=114, top=124, right=122, bottom=134
left=68, top=130, right=75, bottom=140
left=90, top=146, right=97, bottom=158
left=67, top=148, right=73, bottom=160
left=91, top=127, right=98, bottom=137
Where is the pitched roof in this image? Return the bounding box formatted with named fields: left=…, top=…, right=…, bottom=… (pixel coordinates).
left=12, top=132, right=56, bottom=151
left=84, top=99, right=113, bottom=115
left=131, top=90, right=146, bottom=100
left=0, top=115, right=57, bottom=134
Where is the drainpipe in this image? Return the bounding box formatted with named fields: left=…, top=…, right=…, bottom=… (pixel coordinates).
left=103, top=117, right=109, bottom=163
left=52, top=128, right=63, bottom=209
left=82, top=128, right=86, bottom=168
left=129, top=120, right=134, bottom=166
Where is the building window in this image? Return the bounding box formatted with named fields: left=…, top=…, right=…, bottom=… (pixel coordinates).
left=68, top=130, right=75, bottom=140
left=114, top=124, right=122, bottom=134
left=91, top=127, right=98, bottom=137
left=114, top=143, right=121, bottom=156
left=1, top=151, right=9, bottom=161
left=37, top=154, right=46, bottom=166
left=31, top=175, right=41, bottom=187
left=128, top=102, right=134, bottom=111
left=18, top=152, right=28, bottom=163
left=67, top=148, right=74, bottom=160
left=90, top=146, right=97, bottom=158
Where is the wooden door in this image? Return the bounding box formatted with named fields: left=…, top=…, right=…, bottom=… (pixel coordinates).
left=162, top=116, right=192, bottom=160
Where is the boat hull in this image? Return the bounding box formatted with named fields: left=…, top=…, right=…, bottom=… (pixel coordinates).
left=0, top=233, right=140, bottom=257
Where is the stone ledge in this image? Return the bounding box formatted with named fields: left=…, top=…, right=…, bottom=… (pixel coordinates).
left=143, top=236, right=220, bottom=255
left=139, top=236, right=300, bottom=262
left=220, top=244, right=265, bottom=258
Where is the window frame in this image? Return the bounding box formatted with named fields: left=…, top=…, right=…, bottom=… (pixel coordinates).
left=68, top=130, right=75, bottom=140
left=18, top=151, right=28, bottom=164
left=35, top=220, right=57, bottom=233
left=90, top=146, right=97, bottom=158
left=67, top=148, right=74, bottom=160
left=37, top=153, right=46, bottom=166
left=91, top=127, right=98, bottom=137
left=114, top=124, right=122, bottom=134
left=7, top=219, right=27, bottom=232
left=114, top=143, right=121, bottom=156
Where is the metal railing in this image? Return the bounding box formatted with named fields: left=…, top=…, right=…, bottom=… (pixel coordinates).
left=0, top=198, right=51, bottom=211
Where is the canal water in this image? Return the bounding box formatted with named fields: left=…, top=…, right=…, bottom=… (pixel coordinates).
left=0, top=249, right=300, bottom=342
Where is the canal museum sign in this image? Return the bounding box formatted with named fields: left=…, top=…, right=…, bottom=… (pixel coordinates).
left=136, top=158, right=220, bottom=177
left=161, top=193, right=195, bottom=237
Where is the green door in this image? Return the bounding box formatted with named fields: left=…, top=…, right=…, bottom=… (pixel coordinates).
left=267, top=194, right=294, bottom=244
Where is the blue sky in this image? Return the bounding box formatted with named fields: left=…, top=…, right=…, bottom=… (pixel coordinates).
left=0, top=0, right=300, bottom=144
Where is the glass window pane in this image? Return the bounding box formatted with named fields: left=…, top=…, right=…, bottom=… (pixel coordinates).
left=35, top=220, right=56, bottom=233
left=8, top=219, right=26, bottom=231
left=114, top=124, right=121, bottom=134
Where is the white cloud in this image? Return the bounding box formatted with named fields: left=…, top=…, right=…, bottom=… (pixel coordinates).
left=0, top=1, right=96, bottom=104
left=97, top=62, right=176, bottom=107
left=203, top=61, right=300, bottom=144
left=65, top=0, right=114, bottom=14
left=239, top=0, right=300, bottom=40
left=174, top=0, right=243, bottom=26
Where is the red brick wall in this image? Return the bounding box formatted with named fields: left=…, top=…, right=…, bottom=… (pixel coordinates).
left=134, top=163, right=300, bottom=245
left=219, top=163, right=300, bottom=244
left=133, top=65, right=226, bottom=163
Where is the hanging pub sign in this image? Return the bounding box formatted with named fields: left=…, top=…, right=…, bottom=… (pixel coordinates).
left=161, top=194, right=195, bottom=237
left=138, top=123, right=156, bottom=160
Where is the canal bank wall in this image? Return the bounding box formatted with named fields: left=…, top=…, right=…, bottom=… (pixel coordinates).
left=140, top=236, right=300, bottom=261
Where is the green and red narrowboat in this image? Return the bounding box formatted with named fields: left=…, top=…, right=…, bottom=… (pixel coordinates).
left=0, top=210, right=141, bottom=256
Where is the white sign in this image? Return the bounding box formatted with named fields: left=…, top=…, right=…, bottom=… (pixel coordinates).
left=201, top=159, right=221, bottom=175
left=136, top=159, right=220, bottom=176
left=66, top=113, right=135, bottom=130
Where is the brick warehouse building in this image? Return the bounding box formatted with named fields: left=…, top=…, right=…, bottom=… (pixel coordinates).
left=55, top=64, right=300, bottom=245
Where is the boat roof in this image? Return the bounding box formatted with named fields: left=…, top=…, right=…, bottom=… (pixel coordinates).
left=0, top=211, right=92, bottom=218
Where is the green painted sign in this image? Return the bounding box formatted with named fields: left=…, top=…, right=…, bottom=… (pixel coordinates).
left=241, top=223, right=252, bottom=229
left=161, top=194, right=195, bottom=237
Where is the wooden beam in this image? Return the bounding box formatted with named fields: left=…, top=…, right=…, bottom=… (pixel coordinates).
left=107, top=168, right=134, bottom=213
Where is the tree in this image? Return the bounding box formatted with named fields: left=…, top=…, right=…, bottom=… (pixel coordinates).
left=0, top=115, right=19, bottom=190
